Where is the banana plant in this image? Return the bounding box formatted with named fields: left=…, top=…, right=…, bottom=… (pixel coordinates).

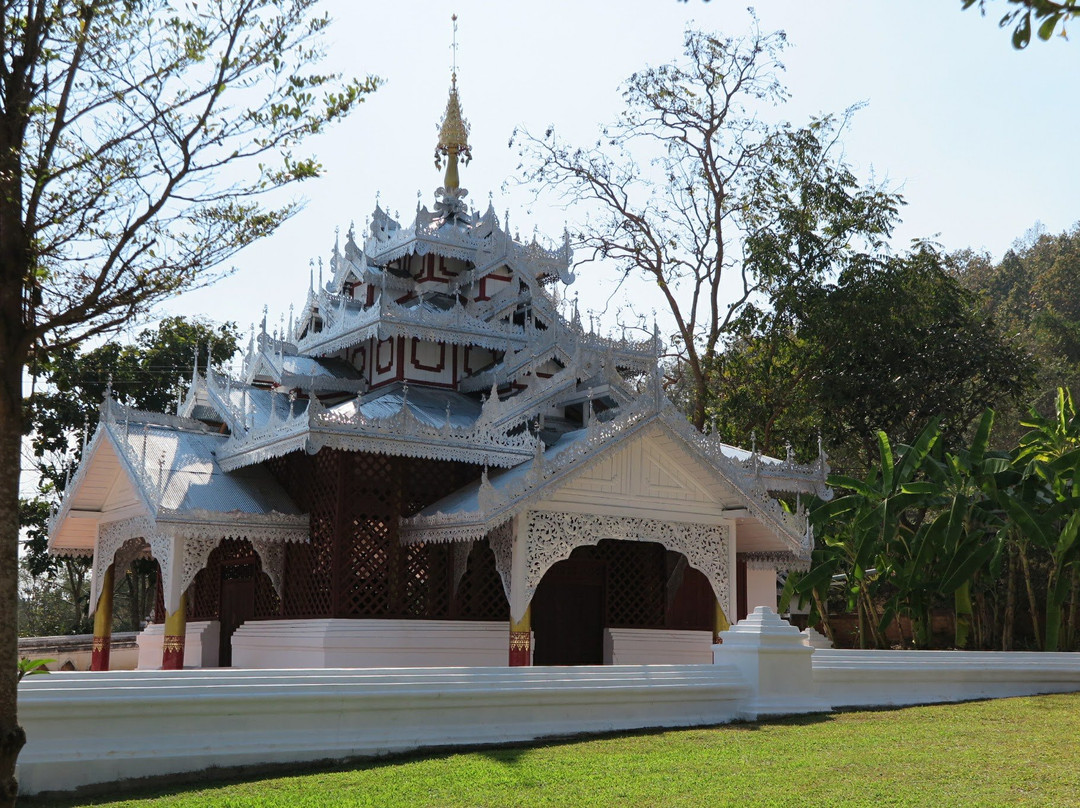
left=792, top=418, right=942, bottom=648
left=997, top=389, right=1080, bottom=652
left=921, top=410, right=1010, bottom=648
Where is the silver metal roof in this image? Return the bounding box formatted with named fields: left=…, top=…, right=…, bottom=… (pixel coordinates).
left=112, top=414, right=302, bottom=518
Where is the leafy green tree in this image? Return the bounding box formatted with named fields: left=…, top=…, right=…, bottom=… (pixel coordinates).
left=710, top=244, right=1032, bottom=470
left=703, top=330, right=820, bottom=461
left=809, top=420, right=943, bottom=648
left=514, top=25, right=899, bottom=429
left=962, top=0, right=1079, bottom=47
left=0, top=2, right=377, bottom=801
left=954, top=223, right=1080, bottom=448
left=788, top=395, right=1080, bottom=653
left=805, top=247, right=1032, bottom=468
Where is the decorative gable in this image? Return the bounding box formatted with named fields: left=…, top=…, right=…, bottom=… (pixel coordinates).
left=540, top=426, right=739, bottom=523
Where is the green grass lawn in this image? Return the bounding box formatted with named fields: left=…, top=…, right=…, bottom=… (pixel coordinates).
left=28, top=692, right=1080, bottom=808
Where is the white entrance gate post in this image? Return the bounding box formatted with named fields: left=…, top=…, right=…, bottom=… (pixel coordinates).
left=713, top=606, right=831, bottom=720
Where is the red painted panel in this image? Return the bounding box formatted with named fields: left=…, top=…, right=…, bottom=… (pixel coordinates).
left=161, top=636, right=185, bottom=670
left=376, top=338, right=394, bottom=374
left=411, top=338, right=446, bottom=373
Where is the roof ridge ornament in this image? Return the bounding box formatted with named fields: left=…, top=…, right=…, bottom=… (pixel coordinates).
left=435, top=14, right=471, bottom=192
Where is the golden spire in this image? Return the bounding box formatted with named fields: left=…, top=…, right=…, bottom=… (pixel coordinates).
left=435, top=14, right=471, bottom=190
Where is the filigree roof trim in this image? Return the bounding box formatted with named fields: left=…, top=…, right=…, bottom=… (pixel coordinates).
left=741, top=550, right=811, bottom=573
left=156, top=509, right=309, bottom=544
left=401, top=397, right=663, bottom=544
left=241, top=349, right=366, bottom=395
left=49, top=397, right=191, bottom=549
left=45, top=416, right=155, bottom=552
left=216, top=383, right=545, bottom=472
left=402, top=398, right=825, bottom=560
left=660, top=413, right=818, bottom=558
left=295, top=292, right=529, bottom=357
left=313, top=433, right=533, bottom=468
left=201, top=370, right=250, bottom=434
left=360, top=200, right=573, bottom=288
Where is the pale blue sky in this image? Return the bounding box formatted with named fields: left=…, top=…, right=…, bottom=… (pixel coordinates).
left=168, top=1, right=1078, bottom=341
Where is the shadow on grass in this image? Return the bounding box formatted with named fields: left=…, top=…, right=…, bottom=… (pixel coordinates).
left=21, top=712, right=837, bottom=806
left=473, top=710, right=836, bottom=766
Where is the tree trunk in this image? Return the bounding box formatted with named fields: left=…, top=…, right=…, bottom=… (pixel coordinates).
left=1018, top=544, right=1041, bottom=650
left=954, top=581, right=973, bottom=649
left=856, top=594, right=868, bottom=649
left=65, top=562, right=81, bottom=634
left=811, top=589, right=834, bottom=644
left=0, top=353, right=28, bottom=806
left=858, top=587, right=884, bottom=648
left=1044, top=567, right=1070, bottom=653
left=1002, top=546, right=1016, bottom=651
left=911, top=603, right=932, bottom=649
left=1067, top=566, right=1079, bottom=651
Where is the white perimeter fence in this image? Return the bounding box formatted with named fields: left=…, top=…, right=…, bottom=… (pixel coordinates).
left=17, top=608, right=1080, bottom=796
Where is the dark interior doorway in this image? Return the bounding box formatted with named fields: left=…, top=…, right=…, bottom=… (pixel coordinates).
left=218, top=561, right=256, bottom=667
left=531, top=555, right=606, bottom=665
left=736, top=556, right=748, bottom=622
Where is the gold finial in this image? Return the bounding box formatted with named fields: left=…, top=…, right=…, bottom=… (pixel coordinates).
left=435, top=13, right=471, bottom=190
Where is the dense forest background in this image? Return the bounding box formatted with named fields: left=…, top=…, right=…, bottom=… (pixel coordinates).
left=704, top=222, right=1080, bottom=472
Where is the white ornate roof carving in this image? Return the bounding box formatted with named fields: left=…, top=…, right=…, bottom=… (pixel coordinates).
left=214, top=379, right=548, bottom=472
left=400, top=396, right=828, bottom=560
left=48, top=395, right=309, bottom=557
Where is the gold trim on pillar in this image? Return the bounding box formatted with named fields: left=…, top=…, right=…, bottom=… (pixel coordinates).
left=509, top=605, right=532, bottom=666
left=714, top=599, right=731, bottom=645
left=91, top=565, right=115, bottom=671
left=161, top=592, right=187, bottom=670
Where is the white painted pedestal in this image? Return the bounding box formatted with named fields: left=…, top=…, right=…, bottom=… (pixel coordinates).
left=713, top=606, right=831, bottom=719
left=136, top=621, right=220, bottom=669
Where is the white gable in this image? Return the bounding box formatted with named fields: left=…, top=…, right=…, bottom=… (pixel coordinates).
left=538, top=426, right=744, bottom=524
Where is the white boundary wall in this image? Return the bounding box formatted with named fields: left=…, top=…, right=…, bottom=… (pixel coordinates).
left=18, top=633, right=140, bottom=672
left=16, top=608, right=1080, bottom=797
left=604, top=628, right=713, bottom=664
left=17, top=665, right=750, bottom=796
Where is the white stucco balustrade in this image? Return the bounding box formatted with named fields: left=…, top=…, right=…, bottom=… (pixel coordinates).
left=16, top=607, right=1080, bottom=798
left=16, top=663, right=751, bottom=796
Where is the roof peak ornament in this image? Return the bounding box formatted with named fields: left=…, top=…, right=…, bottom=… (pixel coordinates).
left=435, top=14, right=471, bottom=193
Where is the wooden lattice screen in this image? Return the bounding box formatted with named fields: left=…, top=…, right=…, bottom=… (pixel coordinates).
left=169, top=449, right=506, bottom=624
left=591, top=539, right=667, bottom=628
left=557, top=539, right=710, bottom=630
left=263, top=449, right=497, bottom=620
left=187, top=539, right=280, bottom=621
left=453, top=540, right=509, bottom=621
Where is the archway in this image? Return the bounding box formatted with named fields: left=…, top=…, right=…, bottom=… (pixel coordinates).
left=530, top=539, right=718, bottom=665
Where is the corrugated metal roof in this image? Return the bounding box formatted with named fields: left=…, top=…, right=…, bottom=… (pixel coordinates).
left=219, top=383, right=308, bottom=429
left=116, top=421, right=302, bottom=516
left=280, top=355, right=362, bottom=380
left=328, top=384, right=482, bottom=430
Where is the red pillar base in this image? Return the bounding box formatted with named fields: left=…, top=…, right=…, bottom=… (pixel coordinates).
left=161, top=635, right=185, bottom=670
left=509, top=631, right=531, bottom=666
left=90, top=636, right=111, bottom=671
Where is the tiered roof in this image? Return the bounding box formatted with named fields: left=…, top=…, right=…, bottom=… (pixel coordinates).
left=48, top=66, right=829, bottom=567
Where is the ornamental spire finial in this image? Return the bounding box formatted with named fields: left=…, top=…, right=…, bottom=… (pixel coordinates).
left=435, top=14, right=471, bottom=191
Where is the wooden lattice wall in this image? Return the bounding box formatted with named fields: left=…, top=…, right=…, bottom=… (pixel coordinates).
left=247, top=448, right=506, bottom=621
left=559, top=540, right=714, bottom=631
left=187, top=539, right=281, bottom=621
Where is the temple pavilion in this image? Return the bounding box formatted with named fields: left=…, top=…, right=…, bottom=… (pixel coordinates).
left=46, top=66, right=828, bottom=671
